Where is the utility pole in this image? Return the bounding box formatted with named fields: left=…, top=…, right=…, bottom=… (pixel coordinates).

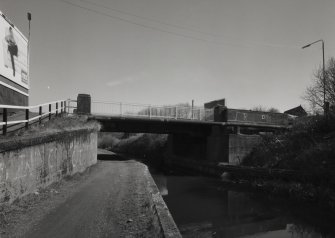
left=191, top=99, right=194, bottom=119
left=27, top=12, right=31, bottom=105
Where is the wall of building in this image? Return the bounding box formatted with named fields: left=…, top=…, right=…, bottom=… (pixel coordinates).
left=0, top=75, right=28, bottom=106
left=0, top=129, right=97, bottom=203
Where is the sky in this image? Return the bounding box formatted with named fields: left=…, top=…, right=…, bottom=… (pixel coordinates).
left=1, top=0, right=335, bottom=112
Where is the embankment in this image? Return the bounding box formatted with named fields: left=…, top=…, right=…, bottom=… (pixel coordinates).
left=0, top=128, right=98, bottom=203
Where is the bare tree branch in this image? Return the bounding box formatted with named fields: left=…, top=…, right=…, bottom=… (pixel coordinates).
left=303, top=57, right=335, bottom=114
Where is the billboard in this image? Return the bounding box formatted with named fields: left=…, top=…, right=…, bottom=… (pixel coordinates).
left=0, top=11, right=29, bottom=100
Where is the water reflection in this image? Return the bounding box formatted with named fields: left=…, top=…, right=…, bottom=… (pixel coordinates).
left=153, top=174, right=334, bottom=238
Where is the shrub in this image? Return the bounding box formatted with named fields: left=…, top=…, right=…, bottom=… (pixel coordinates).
left=243, top=115, right=335, bottom=172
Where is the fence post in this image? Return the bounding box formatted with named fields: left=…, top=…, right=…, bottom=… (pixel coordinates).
left=49, top=104, right=51, bottom=120
left=25, top=108, right=29, bottom=129
left=64, top=101, right=67, bottom=114
left=3, top=108, right=7, bottom=135
left=120, top=102, right=122, bottom=116
left=191, top=100, right=194, bottom=120
left=149, top=106, right=151, bottom=119
left=56, top=102, right=58, bottom=116
left=175, top=107, right=178, bottom=119
left=61, top=101, right=63, bottom=114
left=39, top=106, right=42, bottom=124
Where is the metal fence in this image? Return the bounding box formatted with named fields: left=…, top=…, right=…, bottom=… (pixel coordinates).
left=90, top=101, right=214, bottom=121
left=0, top=99, right=214, bottom=136
left=0, top=100, right=67, bottom=135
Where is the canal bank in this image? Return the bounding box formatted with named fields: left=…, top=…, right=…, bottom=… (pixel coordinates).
left=143, top=159, right=335, bottom=238
left=97, top=150, right=335, bottom=238
left=151, top=171, right=335, bottom=238
left=160, top=154, right=335, bottom=212
left=0, top=152, right=181, bottom=238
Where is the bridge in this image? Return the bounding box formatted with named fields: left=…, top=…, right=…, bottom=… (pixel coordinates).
left=71, top=94, right=288, bottom=164
left=68, top=94, right=288, bottom=133
left=0, top=94, right=289, bottom=164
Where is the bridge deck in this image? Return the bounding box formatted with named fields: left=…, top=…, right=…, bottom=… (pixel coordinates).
left=91, top=114, right=288, bottom=135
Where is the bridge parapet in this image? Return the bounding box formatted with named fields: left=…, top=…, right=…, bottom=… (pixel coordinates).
left=214, top=106, right=289, bottom=127
left=75, top=94, right=214, bottom=121
left=91, top=101, right=213, bottom=121
left=73, top=94, right=289, bottom=130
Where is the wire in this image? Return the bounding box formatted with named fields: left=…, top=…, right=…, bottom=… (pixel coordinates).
left=57, top=0, right=247, bottom=48
left=57, top=0, right=301, bottom=50
left=79, top=0, right=300, bottom=50
left=79, top=0, right=233, bottom=39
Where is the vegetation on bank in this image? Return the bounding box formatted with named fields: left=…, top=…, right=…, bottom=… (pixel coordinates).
left=240, top=114, right=335, bottom=208
left=243, top=115, right=335, bottom=172
left=98, top=132, right=168, bottom=159
left=0, top=115, right=101, bottom=142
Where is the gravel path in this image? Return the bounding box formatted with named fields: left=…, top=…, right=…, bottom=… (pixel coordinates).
left=1, top=160, right=162, bottom=238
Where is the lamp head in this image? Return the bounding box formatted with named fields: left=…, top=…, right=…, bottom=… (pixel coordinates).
left=302, top=44, right=311, bottom=49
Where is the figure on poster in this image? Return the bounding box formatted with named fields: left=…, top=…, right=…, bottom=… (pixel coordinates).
left=5, top=27, right=18, bottom=76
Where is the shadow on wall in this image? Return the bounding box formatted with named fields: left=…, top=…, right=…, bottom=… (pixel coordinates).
left=0, top=130, right=98, bottom=203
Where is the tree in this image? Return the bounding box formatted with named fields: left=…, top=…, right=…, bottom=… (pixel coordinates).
left=268, top=107, right=280, bottom=113
left=303, top=57, right=335, bottom=114
left=252, top=106, right=280, bottom=113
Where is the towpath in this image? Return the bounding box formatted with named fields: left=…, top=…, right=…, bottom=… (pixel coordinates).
left=1, top=159, right=165, bottom=237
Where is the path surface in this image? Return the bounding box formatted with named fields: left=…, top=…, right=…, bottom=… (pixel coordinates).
left=1, top=160, right=161, bottom=238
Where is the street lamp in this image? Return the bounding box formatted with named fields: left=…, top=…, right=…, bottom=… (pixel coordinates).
left=302, top=39, right=327, bottom=115
left=27, top=12, right=32, bottom=105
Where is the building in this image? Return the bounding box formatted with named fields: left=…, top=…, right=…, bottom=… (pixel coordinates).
left=284, top=105, right=307, bottom=117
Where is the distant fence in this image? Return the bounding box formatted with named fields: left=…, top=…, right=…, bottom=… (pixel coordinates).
left=91, top=101, right=214, bottom=121
left=67, top=100, right=214, bottom=121
left=0, top=100, right=67, bottom=135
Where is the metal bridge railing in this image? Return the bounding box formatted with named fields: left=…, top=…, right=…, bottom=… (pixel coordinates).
left=91, top=101, right=214, bottom=121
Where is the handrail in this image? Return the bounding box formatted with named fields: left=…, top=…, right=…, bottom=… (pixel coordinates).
left=0, top=99, right=68, bottom=135
left=91, top=100, right=205, bottom=110
left=0, top=100, right=65, bottom=109
left=90, top=100, right=214, bottom=121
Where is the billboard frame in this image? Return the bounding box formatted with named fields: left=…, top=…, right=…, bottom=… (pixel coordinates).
left=0, top=10, right=29, bottom=106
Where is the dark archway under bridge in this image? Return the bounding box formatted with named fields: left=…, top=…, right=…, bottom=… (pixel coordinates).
left=90, top=114, right=287, bottom=165
left=77, top=95, right=289, bottom=164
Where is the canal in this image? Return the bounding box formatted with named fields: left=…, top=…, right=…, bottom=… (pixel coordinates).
left=151, top=169, right=335, bottom=238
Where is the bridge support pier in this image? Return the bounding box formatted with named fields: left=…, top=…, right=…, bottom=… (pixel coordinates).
left=167, top=127, right=262, bottom=165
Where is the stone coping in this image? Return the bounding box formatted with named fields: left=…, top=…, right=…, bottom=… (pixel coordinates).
left=144, top=167, right=182, bottom=238
left=0, top=128, right=97, bottom=153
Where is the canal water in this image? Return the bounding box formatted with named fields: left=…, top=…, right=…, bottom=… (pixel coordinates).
left=151, top=172, right=335, bottom=238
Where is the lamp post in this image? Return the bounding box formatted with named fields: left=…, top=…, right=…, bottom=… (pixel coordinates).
left=302, top=39, right=327, bottom=115
left=27, top=12, right=31, bottom=105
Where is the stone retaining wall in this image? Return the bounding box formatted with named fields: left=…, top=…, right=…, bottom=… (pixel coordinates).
left=0, top=129, right=97, bottom=203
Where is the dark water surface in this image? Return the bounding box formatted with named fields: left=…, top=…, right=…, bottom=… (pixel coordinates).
left=151, top=173, right=335, bottom=238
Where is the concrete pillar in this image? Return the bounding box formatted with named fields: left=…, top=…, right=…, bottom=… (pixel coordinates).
left=77, top=94, right=91, bottom=114
left=236, top=126, right=241, bottom=135
left=206, top=126, right=229, bottom=163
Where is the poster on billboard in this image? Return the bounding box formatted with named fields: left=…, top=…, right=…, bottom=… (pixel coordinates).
left=0, top=11, right=29, bottom=93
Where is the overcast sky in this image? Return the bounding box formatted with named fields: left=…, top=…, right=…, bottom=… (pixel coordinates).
left=1, top=0, right=335, bottom=111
